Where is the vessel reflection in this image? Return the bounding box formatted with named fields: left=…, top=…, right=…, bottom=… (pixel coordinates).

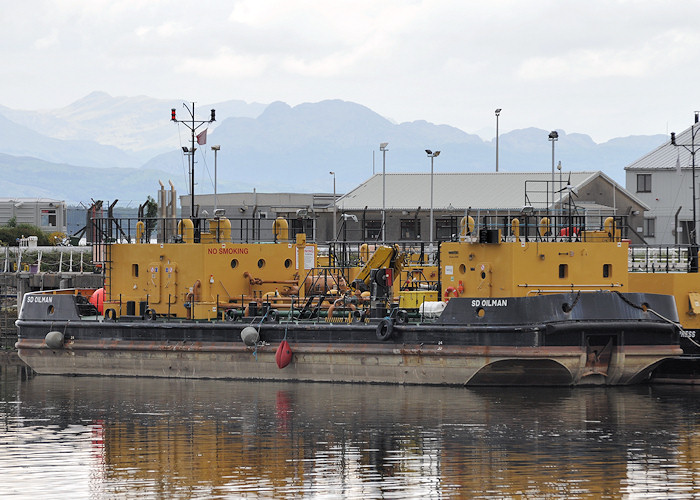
left=8, top=376, right=700, bottom=498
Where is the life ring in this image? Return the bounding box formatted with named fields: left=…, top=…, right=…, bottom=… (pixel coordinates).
left=395, top=309, right=408, bottom=324
left=443, top=287, right=459, bottom=301
left=105, top=308, right=117, bottom=321
left=144, top=308, right=157, bottom=321
left=376, top=319, right=393, bottom=341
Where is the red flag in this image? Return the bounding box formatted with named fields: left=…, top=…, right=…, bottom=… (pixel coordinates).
left=196, top=128, right=207, bottom=145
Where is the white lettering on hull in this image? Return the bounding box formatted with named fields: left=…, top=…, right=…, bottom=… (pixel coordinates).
left=26, top=296, right=53, bottom=304
left=471, top=299, right=508, bottom=307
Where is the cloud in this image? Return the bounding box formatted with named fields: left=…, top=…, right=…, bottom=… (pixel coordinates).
left=3, top=0, right=700, bottom=142
left=34, top=31, right=59, bottom=50
left=517, top=49, right=650, bottom=81
left=179, top=48, right=269, bottom=78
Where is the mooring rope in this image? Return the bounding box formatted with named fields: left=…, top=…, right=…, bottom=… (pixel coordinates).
left=612, top=290, right=700, bottom=349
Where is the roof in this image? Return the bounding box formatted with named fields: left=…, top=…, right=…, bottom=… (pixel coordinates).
left=625, top=123, right=698, bottom=171
left=336, top=171, right=641, bottom=211
left=0, top=198, right=64, bottom=204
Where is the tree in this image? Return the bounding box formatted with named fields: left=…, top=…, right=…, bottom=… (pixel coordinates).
left=141, top=196, right=158, bottom=241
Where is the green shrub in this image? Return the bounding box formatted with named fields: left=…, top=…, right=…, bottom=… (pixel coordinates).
left=0, top=224, right=50, bottom=246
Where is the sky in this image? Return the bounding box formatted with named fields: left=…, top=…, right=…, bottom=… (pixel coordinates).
left=3, top=0, right=700, bottom=143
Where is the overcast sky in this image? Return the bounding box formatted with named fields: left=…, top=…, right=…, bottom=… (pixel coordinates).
left=3, top=1, right=700, bottom=142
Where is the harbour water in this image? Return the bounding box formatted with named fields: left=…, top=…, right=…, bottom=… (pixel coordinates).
left=2, top=367, right=700, bottom=499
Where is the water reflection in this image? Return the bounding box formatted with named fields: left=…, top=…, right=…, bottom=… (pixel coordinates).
left=1, top=369, right=700, bottom=498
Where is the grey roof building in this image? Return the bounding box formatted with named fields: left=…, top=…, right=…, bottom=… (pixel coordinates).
left=336, top=171, right=646, bottom=244
left=189, top=171, right=645, bottom=245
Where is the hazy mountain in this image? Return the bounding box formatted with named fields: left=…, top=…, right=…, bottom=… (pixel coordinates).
left=0, top=91, right=267, bottom=161
left=0, top=93, right=668, bottom=203
left=0, top=153, right=170, bottom=206
left=0, top=112, right=139, bottom=168
left=144, top=102, right=665, bottom=193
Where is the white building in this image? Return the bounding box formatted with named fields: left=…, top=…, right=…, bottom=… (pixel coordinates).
left=624, top=119, right=699, bottom=245
left=0, top=198, right=67, bottom=233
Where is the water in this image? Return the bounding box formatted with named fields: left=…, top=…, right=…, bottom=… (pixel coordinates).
left=2, top=367, right=700, bottom=499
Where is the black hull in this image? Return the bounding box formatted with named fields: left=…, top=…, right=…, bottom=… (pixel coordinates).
left=16, top=291, right=682, bottom=386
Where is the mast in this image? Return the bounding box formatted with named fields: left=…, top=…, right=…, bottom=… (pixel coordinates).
left=171, top=103, right=215, bottom=242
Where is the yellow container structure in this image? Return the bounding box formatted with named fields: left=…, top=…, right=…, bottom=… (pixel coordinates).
left=399, top=290, right=439, bottom=309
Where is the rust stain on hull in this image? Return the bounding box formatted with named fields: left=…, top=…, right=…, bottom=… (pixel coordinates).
left=16, top=339, right=682, bottom=387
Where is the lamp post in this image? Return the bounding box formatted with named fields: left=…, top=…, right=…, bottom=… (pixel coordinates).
left=171, top=103, right=215, bottom=242
left=211, top=145, right=220, bottom=213
left=380, top=142, right=388, bottom=243
left=671, top=111, right=700, bottom=271
left=329, top=171, right=336, bottom=241
left=557, top=160, right=562, bottom=208
left=425, top=149, right=441, bottom=251
left=548, top=131, right=558, bottom=215
left=495, top=108, right=501, bottom=172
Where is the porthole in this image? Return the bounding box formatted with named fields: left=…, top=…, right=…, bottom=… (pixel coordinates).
left=258, top=259, right=265, bottom=269
left=459, top=264, right=467, bottom=274
left=47, top=305, right=55, bottom=315
left=230, top=259, right=238, bottom=269
left=477, top=307, right=485, bottom=318
left=284, top=258, right=292, bottom=269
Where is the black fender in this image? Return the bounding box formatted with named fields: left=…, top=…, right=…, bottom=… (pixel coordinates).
left=376, top=319, right=394, bottom=341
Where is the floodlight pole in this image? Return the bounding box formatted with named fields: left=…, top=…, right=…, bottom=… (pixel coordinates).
left=330, top=171, right=336, bottom=242
left=495, top=109, right=501, bottom=172
left=426, top=149, right=441, bottom=252
left=671, top=111, right=700, bottom=271
left=548, top=131, right=558, bottom=218
left=211, top=145, right=221, bottom=213
left=380, top=142, right=388, bottom=243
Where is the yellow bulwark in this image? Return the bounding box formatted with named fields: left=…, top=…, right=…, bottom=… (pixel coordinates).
left=440, top=239, right=628, bottom=298
left=106, top=221, right=316, bottom=320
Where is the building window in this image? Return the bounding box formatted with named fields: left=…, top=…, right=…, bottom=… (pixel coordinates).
left=364, top=220, right=381, bottom=240
left=436, top=217, right=459, bottom=241
left=290, top=218, right=312, bottom=239
left=636, top=174, right=652, bottom=193
left=400, top=219, right=420, bottom=240
left=643, top=218, right=655, bottom=237
left=41, top=209, right=57, bottom=227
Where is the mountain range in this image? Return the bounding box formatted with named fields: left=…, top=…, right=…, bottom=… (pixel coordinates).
left=0, top=91, right=667, bottom=206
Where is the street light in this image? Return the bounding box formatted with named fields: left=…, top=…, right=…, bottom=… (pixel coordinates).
left=380, top=142, right=388, bottom=243
left=329, top=171, right=336, bottom=241
left=426, top=149, right=441, bottom=252
left=557, top=160, right=562, bottom=208
left=671, top=111, right=700, bottom=271
left=495, top=109, right=502, bottom=172
left=211, top=145, right=220, bottom=213
left=548, top=131, right=558, bottom=216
